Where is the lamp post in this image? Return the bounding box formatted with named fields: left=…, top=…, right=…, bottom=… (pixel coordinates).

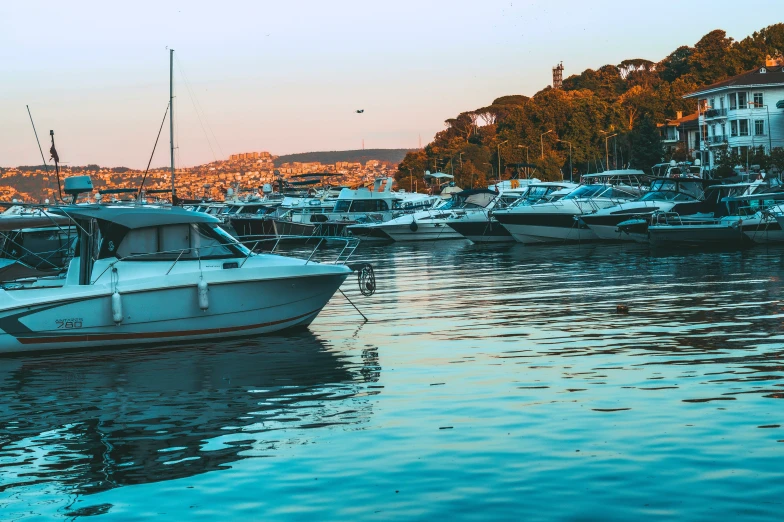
left=540, top=130, right=553, bottom=159
left=556, top=139, right=573, bottom=182
left=497, top=140, right=508, bottom=185
left=408, top=167, right=413, bottom=193
left=517, top=145, right=530, bottom=178
left=484, top=162, right=494, bottom=184
left=601, top=132, right=618, bottom=171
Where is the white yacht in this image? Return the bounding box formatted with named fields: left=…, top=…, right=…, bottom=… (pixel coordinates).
left=353, top=188, right=510, bottom=242
left=645, top=181, right=771, bottom=248
left=448, top=182, right=577, bottom=243
left=493, top=171, right=646, bottom=244
left=0, top=199, right=351, bottom=354
left=579, top=178, right=709, bottom=241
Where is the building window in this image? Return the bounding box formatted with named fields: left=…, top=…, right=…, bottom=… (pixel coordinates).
left=710, top=97, right=716, bottom=110
left=721, top=123, right=726, bottom=136
left=753, top=92, right=763, bottom=108
left=738, top=92, right=747, bottom=109
left=720, top=96, right=725, bottom=109
left=730, top=120, right=738, bottom=136
left=712, top=124, right=717, bottom=136
left=755, top=119, right=765, bottom=136
left=730, top=93, right=737, bottom=110
left=739, top=119, right=749, bottom=136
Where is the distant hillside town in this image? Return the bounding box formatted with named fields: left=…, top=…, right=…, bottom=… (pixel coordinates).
left=0, top=149, right=404, bottom=203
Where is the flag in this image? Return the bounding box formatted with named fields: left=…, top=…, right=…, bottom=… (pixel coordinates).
left=50, top=143, right=59, bottom=163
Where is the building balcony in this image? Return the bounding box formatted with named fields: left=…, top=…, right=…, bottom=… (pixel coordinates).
left=704, top=108, right=728, bottom=119
left=707, top=135, right=728, bottom=145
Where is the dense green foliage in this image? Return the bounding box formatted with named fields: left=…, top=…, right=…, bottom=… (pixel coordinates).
left=397, top=24, right=784, bottom=187
left=274, top=149, right=412, bottom=167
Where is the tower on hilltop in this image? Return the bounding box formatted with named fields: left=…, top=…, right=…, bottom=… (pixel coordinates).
left=552, top=62, right=564, bottom=90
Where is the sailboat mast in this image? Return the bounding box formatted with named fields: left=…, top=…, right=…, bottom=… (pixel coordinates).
left=169, top=48, right=176, bottom=199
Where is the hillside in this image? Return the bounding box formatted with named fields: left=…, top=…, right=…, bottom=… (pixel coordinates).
left=274, top=149, right=413, bottom=167
left=396, top=23, right=784, bottom=187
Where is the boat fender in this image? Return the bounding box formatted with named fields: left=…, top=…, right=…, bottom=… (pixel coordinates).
left=198, top=280, right=209, bottom=311
left=409, top=220, right=418, bottom=232
left=111, top=291, right=123, bottom=325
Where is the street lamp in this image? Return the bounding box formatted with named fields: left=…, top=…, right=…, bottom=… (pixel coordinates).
left=484, top=162, right=494, bottom=181
left=497, top=140, right=509, bottom=184
left=517, top=145, right=530, bottom=178
left=601, top=132, right=618, bottom=171
left=540, top=130, right=553, bottom=159
left=556, top=139, right=573, bottom=182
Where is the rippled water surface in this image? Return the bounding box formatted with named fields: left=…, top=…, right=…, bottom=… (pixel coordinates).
left=2, top=242, right=784, bottom=520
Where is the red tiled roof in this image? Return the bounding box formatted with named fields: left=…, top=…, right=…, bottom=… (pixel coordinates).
left=685, top=66, right=784, bottom=97
left=657, top=112, right=699, bottom=127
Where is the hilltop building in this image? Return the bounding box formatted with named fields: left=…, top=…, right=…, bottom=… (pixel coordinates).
left=685, top=63, right=784, bottom=168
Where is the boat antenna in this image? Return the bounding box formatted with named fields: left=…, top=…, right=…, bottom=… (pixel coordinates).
left=169, top=48, right=176, bottom=203
left=137, top=104, right=170, bottom=201
left=26, top=105, right=63, bottom=202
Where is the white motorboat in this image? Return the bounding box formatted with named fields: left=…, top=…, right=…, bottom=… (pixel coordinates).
left=579, top=177, right=710, bottom=241
left=0, top=203, right=351, bottom=354
left=645, top=181, right=773, bottom=248
left=493, top=170, right=646, bottom=244
left=448, top=182, right=577, bottom=243
left=617, top=180, right=768, bottom=244
left=355, top=189, right=502, bottom=242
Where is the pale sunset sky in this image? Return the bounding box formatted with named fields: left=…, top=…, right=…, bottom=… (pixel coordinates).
left=1, top=1, right=779, bottom=168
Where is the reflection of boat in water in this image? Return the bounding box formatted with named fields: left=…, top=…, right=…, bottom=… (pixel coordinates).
left=0, top=332, right=379, bottom=496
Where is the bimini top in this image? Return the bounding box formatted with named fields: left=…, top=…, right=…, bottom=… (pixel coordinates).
left=52, top=205, right=221, bottom=229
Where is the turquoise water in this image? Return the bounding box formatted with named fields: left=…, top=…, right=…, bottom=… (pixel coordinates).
left=1, top=242, right=783, bottom=520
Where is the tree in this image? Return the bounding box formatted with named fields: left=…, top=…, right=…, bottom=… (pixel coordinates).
left=658, top=46, right=693, bottom=82
left=769, top=147, right=784, bottom=178
left=628, top=115, right=663, bottom=173
left=685, top=30, right=742, bottom=85
left=713, top=144, right=742, bottom=178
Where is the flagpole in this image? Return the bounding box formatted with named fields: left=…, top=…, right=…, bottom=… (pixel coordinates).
left=169, top=48, right=176, bottom=201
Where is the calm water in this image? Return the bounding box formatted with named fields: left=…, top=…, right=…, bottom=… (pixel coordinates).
left=2, top=242, right=784, bottom=520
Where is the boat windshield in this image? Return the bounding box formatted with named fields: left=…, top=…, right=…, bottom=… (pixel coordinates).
left=103, top=223, right=249, bottom=260
left=562, top=185, right=606, bottom=200
left=640, top=191, right=697, bottom=202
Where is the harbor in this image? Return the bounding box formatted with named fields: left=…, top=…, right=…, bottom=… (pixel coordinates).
left=2, top=242, right=784, bottom=519
left=4, top=2, right=784, bottom=520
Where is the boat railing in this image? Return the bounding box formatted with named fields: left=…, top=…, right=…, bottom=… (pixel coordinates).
left=88, top=236, right=361, bottom=284
left=651, top=211, right=684, bottom=226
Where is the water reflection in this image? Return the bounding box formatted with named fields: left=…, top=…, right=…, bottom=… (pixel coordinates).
left=0, top=332, right=379, bottom=496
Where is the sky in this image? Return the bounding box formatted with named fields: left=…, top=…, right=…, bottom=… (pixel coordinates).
left=0, top=0, right=780, bottom=169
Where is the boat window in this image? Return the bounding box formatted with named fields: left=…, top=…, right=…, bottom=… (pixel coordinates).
left=113, top=223, right=246, bottom=260
left=349, top=199, right=390, bottom=212
left=640, top=191, right=696, bottom=202
left=609, top=187, right=638, bottom=199
left=334, top=200, right=351, bottom=212
left=116, top=227, right=158, bottom=258
left=563, top=185, right=605, bottom=200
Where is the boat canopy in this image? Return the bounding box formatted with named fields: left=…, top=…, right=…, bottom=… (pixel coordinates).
left=424, top=172, right=454, bottom=180
left=52, top=206, right=220, bottom=229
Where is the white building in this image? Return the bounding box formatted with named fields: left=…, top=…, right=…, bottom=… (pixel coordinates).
left=684, top=63, right=784, bottom=169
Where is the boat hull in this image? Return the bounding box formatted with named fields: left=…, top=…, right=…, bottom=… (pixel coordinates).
left=447, top=220, right=514, bottom=243
left=648, top=224, right=749, bottom=249
left=0, top=272, right=349, bottom=354
left=379, top=222, right=464, bottom=242
left=500, top=223, right=599, bottom=244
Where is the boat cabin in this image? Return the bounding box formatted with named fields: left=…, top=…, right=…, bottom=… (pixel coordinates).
left=54, top=206, right=249, bottom=285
